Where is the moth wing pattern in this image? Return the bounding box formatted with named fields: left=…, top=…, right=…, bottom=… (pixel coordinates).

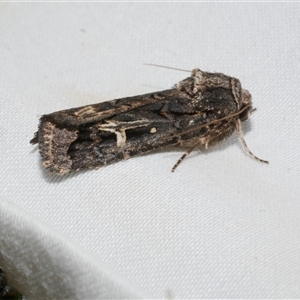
left=31, top=68, right=268, bottom=174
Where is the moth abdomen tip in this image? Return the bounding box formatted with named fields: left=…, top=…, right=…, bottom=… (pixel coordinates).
left=30, top=132, right=38, bottom=144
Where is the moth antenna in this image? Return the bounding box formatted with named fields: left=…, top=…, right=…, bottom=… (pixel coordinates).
left=235, top=119, right=269, bottom=164
left=144, top=63, right=190, bottom=73
left=172, top=141, right=203, bottom=172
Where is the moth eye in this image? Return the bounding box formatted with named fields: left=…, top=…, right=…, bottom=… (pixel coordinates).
left=239, top=108, right=251, bottom=121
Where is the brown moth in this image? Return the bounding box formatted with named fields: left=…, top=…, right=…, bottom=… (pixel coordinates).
left=30, top=68, right=268, bottom=175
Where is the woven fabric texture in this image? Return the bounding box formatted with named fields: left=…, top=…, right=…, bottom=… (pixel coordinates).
left=0, top=3, right=299, bottom=299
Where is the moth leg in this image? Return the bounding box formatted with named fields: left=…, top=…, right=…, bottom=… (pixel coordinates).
left=172, top=141, right=203, bottom=172
left=235, top=119, right=269, bottom=164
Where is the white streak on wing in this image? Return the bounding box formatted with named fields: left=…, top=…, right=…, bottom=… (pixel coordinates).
left=97, top=119, right=152, bottom=147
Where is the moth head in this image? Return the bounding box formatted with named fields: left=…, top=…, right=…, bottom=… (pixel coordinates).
left=239, top=89, right=253, bottom=121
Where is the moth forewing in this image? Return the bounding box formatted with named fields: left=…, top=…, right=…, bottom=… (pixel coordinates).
left=31, top=69, right=268, bottom=175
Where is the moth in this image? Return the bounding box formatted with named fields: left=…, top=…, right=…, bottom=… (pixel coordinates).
left=30, top=68, right=268, bottom=175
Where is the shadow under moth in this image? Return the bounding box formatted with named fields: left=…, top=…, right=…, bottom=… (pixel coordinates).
left=30, top=68, right=268, bottom=175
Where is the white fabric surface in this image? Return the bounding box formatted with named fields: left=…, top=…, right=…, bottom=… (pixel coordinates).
left=0, top=3, right=299, bottom=299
